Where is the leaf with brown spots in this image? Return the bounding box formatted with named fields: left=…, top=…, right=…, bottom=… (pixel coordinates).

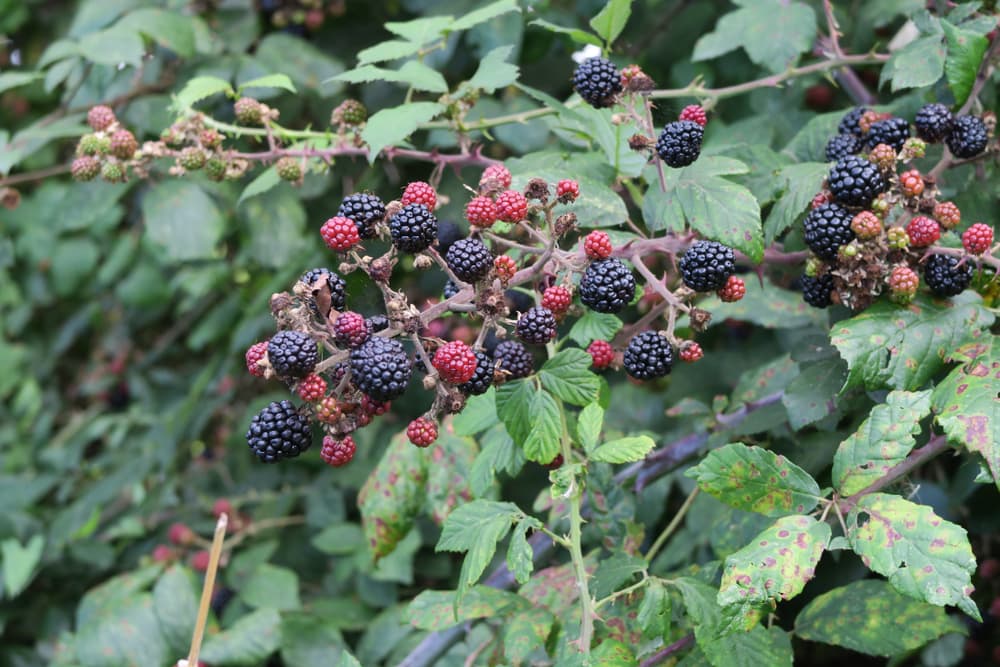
left=832, top=390, right=932, bottom=495
left=685, top=443, right=822, bottom=517
left=358, top=432, right=429, bottom=560
left=932, top=338, right=1000, bottom=491
left=406, top=586, right=530, bottom=631
left=425, top=430, right=478, bottom=525
left=846, top=493, right=979, bottom=620
left=503, top=607, right=555, bottom=663
left=717, top=515, right=830, bottom=632
left=830, top=292, right=994, bottom=391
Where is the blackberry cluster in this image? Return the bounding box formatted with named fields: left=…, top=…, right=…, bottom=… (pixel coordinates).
left=579, top=259, right=636, bottom=313
left=246, top=400, right=312, bottom=463
left=268, top=331, right=318, bottom=378
left=864, top=117, right=910, bottom=151
left=801, top=274, right=834, bottom=308
left=838, top=107, right=868, bottom=136
left=656, top=121, right=704, bottom=168
left=516, top=306, right=558, bottom=344
left=572, top=57, right=622, bottom=108
left=350, top=337, right=412, bottom=402
left=679, top=241, right=736, bottom=292
left=301, top=268, right=347, bottom=312
left=493, top=340, right=533, bottom=379
left=623, top=331, right=673, bottom=380
left=337, top=193, right=386, bottom=239
left=946, top=116, right=988, bottom=158
left=458, top=351, right=494, bottom=396
left=390, top=204, right=438, bottom=252
left=446, top=238, right=493, bottom=283
left=803, top=203, right=855, bottom=260
left=825, top=133, right=861, bottom=162
left=923, top=255, right=973, bottom=297
left=914, top=103, right=952, bottom=143
left=828, top=155, right=886, bottom=207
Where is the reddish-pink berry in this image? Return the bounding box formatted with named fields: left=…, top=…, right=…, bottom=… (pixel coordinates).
left=716, top=276, right=746, bottom=303
left=109, top=129, right=137, bottom=160
left=315, top=397, right=343, bottom=424
left=320, top=216, right=360, bottom=251
left=587, top=340, right=615, bottom=370
left=906, top=215, right=941, bottom=248
left=297, top=374, right=327, bottom=402
left=679, top=104, right=707, bottom=126
left=402, top=181, right=437, bottom=209
left=541, top=286, right=572, bottom=315
left=583, top=230, right=613, bottom=260
left=810, top=192, right=831, bottom=209
left=480, top=163, right=512, bottom=189
left=888, top=265, right=919, bottom=302
left=432, top=340, right=478, bottom=384
left=494, top=255, right=517, bottom=282
left=152, top=545, right=174, bottom=562
left=851, top=211, right=882, bottom=240
left=333, top=311, right=370, bottom=348
left=245, top=341, right=268, bottom=377
left=320, top=435, right=356, bottom=467
left=934, top=201, right=961, bottom=229
left=87, top=105, right=116, bottom=131
left=360, top=395, right=390, bottom=416
left=190, top=550, right=211, bottom=572
left=212, top=499, right=233, bottom=518
left=465, top=196, right=498, bottom=228
left=407, top=417, right=438, bottom=447
left=168, top=522, right=195, bottom=546
left=556, top=179, right=580, bottom=202
left=495, top=190, right=529, bottom=222
left=962, top=223, right=993, bottom=255
left=899, top=169, right=924, bottom=197
left=679, top=341, right=703, bottom=363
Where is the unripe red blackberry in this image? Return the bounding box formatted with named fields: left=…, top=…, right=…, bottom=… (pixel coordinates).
left=212, top=499, right=233, bottom=518
left=433, top=340, right=478, bottom=384
left=152, top=545, right=174, bottom=563
left=465, top=196, right=498, bottom=228
left=320, top=435, right=356, bottom=467
left=906, top=216, right=940, bottom=248
left=276, top=157, right=302, bottom=182
left=934, top=201, right=962, bottom=229
left=850, top=211, right=882, bottom=240
left=315, top=397, right=343, bottom=424
left=544, top=454, right=564, bottom=470
left=321, top=216, right=361, bottom=252
left=199, top=129, right=223, bottom=149
left=496, top=190, right=529, bottom=222
left=516, top=306, right=558, bottom=344
left=168, top=522, right=195, bottom=546
left=679, top=341, right=703, bottom=362
left=716, top=275, right=746, bottom=303
left=109, top=130, right=138, bottom=160
left=678, top=104, right=707, bottom=126
left=401, top=181, right=437, bottom=210
left=556, top=179, right=580, bottom=202
left=297, top=374, right=327, bottom=402
left=587, top=340, right=614, bottom=370
left=899, top=169, right=924, bottom=197
left=71, top=156, right=100, bottom=182
left=583, top=230, right=613, bottom=260
left=179, top=147, right=207, bottom=171
left=810, top=192, right=832, bottom=209
left=87, top=105, right=116, bottom=131
left=234, top=97, right=263, bottom=125
left=190, top=550, right=211, bottom=572
left=245, top=341, right=268, bottom=377
left=962, top=223, right=994, bottom=255
left=360, top=395, right=391, bottom=417
left=407, top=417, right=438, bottom=447
left=868, top=143, right=897, bottom=171
left=480, top=163, right=512, bottom=190
left=101, top=161, right=126, bottom=183
left=494, top=255, right=517, bottom=283
left=541, top=286, right=572, bottom=315
left=333, top=311, right=370, bottom=348
left=888, top=265, right=919, bottom=303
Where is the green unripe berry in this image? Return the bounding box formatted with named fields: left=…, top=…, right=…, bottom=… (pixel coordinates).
left=179, top=147, right=207, bottom=171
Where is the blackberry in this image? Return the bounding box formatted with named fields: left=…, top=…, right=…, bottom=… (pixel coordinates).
left=436, top=220, right=463, bottom=254
left=506, top=289, right=535, bottom=315
left=458, top=351, right=494, bottom=396
left=923, top=254, right=973, bottom=297
left=268, top=330, right=318, bottom=378
left=493, top=340, right=533, bottom=379
left=801, top=274, right=834, bottom=308
left=825, top=133, right=861, bottom=161
left=946, top=116, right=989, bottom=158
left=516, top=306, right=558, bottom=344
left=803, top=203, right=855, bottom=260
left=246, top=400, right=312, bottom=463
left=914, top=103, right=953, bottom=143
left=446, top=238, right=493, bottom=283
left=443, top=279, right=461, bottom=300
left=579, top=258, right=636, bottom=313
left=622, top=331, right=673, bottom=380
left=838, top=107, right=869, bottom=137
left=828, top=155, right=887, bottom=207
left=655, top=120, right=704, bottom=168
left=301, top=268, right=347, bottom=313
left=389, top=203, right=438, bottom=253
left=572, top=56, right=622, bottom=108
left=366, top=314, right=389, bottom=332
left=349, top=337, right=412, bottom=402
left=679, top=241, right=736, bottom=292
left=864, top=117, right=910, bottom=151
left=337, top=193, right=385, bottom=239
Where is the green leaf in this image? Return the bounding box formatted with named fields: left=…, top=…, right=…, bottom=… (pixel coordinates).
left=698, top=280, right=828, bottom=330
left=718, top=515, right=830, bottom=631
left=74, top=593, right=170, bottom=667
left=643, top=157, right=764, bottom=262
left=943, top=21, right=989, bottom=106
left=239, top=73, right=297, bottom=93
left=637, top=581, right=671, bottom=640
left=591, top=639, right=636, bottom=665
left=932, top=339, right=1000, bottom=490
left=523, top=389, right=562, bottom=464
left=240, top=563, right=301, bottom=611
left=782, top=358, right=847, bottom=431
left=452, top=389, right=497, bottom=436
left=435, top=500, right=522, bottom=601
left=333, top=62, right=448, bottom=93
left=384, top=16, right=453, bottom=42
left=0, top=71, right=43, bottom=95
left=50, top=238, right=100, bottom=297
left=589, top=0, right=633, bottom=45
left=507, top=518, right=538, bottom=585
left=539, top=349, right=600, bottom=407
left=496, top=379, right=534, bottom=445
left=357, top=40, right=423, bottom=65
left=312, top=523, right=364, bottom=555
left=693, top=0, right=816, bottom=73
left=238, top=166, right=280, bottom=203
left=425, top=433, right=477, bottom=525
left=576, top=403, right=604, bottom=454
left=830, top=292, right=995, bottom=391
left=847, top=493, right=979, bottom=619
left=279, top=613, right=345, bottom=667
left=567, top=311, right=622, bottom=346
left=468, top=425, right=523, bottom=496
left=591, top=436, right=655, bottom=464
left=152, top=566, right=198, bottom=653
left=467, top=45, right=519, bottom=93
left=880, top=36, right=946, bottom=91
left=200, top=608, right=282, bottom=665
left=686, top=443, right=821, bottom=517
left=174, top=75, right=234, bottom=111
left=361, top=102, right=444, bottom=164
left=764, top=162, right=829, bottom=244
left=592, top=552, right=646, bottom=599
left=254, top=33, right=344, bottom=94
left=449, top=0, right=520, bottom=32
left=78, top=25, right=144, bottom=66
left=406, top=587, right=530, bottom=631
left=503, top=607, right=555, bottom=663
left=117, top=8, right=196, bottom=57
left=832, top=390, right=933, bottom=495
left=358, top=432, right=429, bottom=559
left=795, top=580, right=967, bottom=656
left=1, top=535, right=44, bottom=597
left=528, top=19, right=603, bottom=47
left=141, top=181, right=225, bottom=261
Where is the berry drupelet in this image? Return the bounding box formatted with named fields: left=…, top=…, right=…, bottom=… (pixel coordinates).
left=516, top=306, right=558, bottom=344
left=679, top=241, right=736, bottom=292
left=623, top=331, right=673, bottom=380
left=579, top=258, right=636, bottom=313
left=572, top=56, right=623, bottom=108
left=246, top=400, right=312, bottom=463
left=828, top=155, right=887, bottom=207
left=333, top=311, right=371, bottom=348
left=267, top=330, right=318, bottom=378
left=350, top=337, right=412, bottom=402
left=446, top=238, right=493, bottom=283
left=656, top=120, right=704, bottom=168
left=390, top=204, right=438, bottom=252
left=337, top=193, right=385, bottom=239
left=923, top=254, right=973, bottom=297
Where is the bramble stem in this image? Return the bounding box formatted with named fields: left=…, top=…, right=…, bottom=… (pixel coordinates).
left=561, top=430, right=594, bottom=657
left=645, top=487, right=699, bottom=563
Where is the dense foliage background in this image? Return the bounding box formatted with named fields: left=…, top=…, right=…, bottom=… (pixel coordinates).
left=0, top=0, right=998, bottom=666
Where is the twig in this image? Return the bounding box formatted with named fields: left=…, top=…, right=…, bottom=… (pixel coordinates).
left=183, top=514, right=228, bottom=667
left=639, top=634, right=695, bottom=667
left=840, top=435, right=950, bottom=506
left=645, top=487, right=700, bottom=563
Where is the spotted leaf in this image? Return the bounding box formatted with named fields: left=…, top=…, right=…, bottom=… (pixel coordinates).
left=358, top=432, right=429, bottom=559
left=406, top=586, right=530, bottom=631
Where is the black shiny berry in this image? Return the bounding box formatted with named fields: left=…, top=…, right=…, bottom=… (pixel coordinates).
left=914, top=103, right=953, bottom=143
left=828, top=155, right=887, bottom=207
left=679, top=241, right=736, bottom=292
left=436, top=220, right=463, bottom=255
left=923, top=254, right=973, bottom=297
left=493, top=340, right=533, bottom=379
left=838, top=107, right=868, bottom=137
left=446, top=238, right=493, bottom=283
left=803, top=203, right=854, bottom=260
left=623, top=331, right=673, bottom=380
left=572, top=56, right=622, bottom=108
left=268, top=330, right=318, bottom=378
left=337, top=193, right=385, bottom=239
left=301, top=267, right=347, bottom=313
left=516, top=306, right=558, bottom=344
left=246, top=400, right=312, bottom=463
left=366, top=314, right=389, bottom=332
left=443, top=279, right=460, bottom=300
left=825, top=133, right=861, bottom=161
left=389, top=203, right=438, bottom=253
left=579, top=258, right=636, bottom=313
left=656, top=120, right=704, bottom=168
left=946, top=116, right=989, bottom=158
left=349, top=337, right=412, bottom=402
left=801, top=274, right=834, bottom=308
left=864, top=117, right=910, bottom=151
left=458, top=351, right=494, bottom=396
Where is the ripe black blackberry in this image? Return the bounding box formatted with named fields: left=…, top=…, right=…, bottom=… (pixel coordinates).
left=301, top=268, right=347, bottom=312
left=803, top=203, right=855, bottom=260
left=337, top=193, right=385, bottom=239
left=828, top=155, right=887, bottom=207
left=493, top=340, right=533, bottom=379
left=623, top=331, right=673, bottom=380
left=268, top=330, right=318, bottom=378
left=436, top=220, right=463, bottom=255
left=923, top=254, right=973, bottom=297
left=914, top=103, right=953, bottom=143
left=579, top=259, right=636, bottom=313
left=838, top=107, right=868, bottom=137
left=458, top=351, right=494, bottom=396
left=506, top=289, right=534, bottom=315
left=246, top=400, right=312, bottom=463
left=349, top=337, right=412, bottom=402
left=801, top=274, right=834, bottom=308
left=655, top=121, right=704, bottom=168
left=679, top=241, right=736, bottom=292
left=389, top=203, right=438, bottom=252
left=516, top=306, right=558, bottom=344
left=572, top=56, right=622, bottom=108
left=945, top=116, right=988, bottom=158
left=446, top=238, right=493, bottom=283
left=825, top=133, right=861, bottom=161
left=864, top=117, right=910, bottom=151
left=443, top=279, right=460, bottom=300
left=366, top=314, right=389, bottom=332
